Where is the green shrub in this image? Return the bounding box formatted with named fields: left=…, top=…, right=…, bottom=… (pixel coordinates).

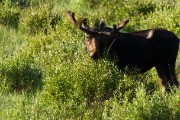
left=1, top=0, right=48, bottom=8
left=0, top=4, right=20, bottom=28
left=0, top=55, right=42, bottom=93
left=10, top=0, right=41, bottom=8
left=103, top=88, right=180, bottom=120
left=19, top=2, right=61, bottom=35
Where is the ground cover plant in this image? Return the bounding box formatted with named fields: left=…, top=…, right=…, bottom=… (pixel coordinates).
left=0, top=0, right=180, bottom=119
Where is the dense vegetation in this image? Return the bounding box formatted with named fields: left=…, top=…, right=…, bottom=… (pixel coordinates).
left=0, top=0, right=180, bottom=119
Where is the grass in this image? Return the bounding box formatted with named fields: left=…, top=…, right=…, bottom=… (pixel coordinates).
left=0, top=25, right=27, bottom=58
left=0, top=0, right=180, bottom=119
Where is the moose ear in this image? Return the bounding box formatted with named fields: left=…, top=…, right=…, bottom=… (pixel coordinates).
left=99, top=19, right=105, bottom=30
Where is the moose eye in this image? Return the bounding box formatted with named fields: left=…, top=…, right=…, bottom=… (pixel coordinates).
left=86, top=38, right=91, bottom=41
left=86, top=36, right=92, bottom=41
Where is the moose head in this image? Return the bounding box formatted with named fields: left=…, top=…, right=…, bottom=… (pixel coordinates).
left=66, top=11, right=129, bottom=59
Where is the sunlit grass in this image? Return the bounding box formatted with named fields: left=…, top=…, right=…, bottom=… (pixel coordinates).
left=0, top=25, right=27, bottom=58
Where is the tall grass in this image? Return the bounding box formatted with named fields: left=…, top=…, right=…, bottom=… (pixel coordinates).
left=0, top=0, right=180, bottom=119
left=0, top=25, right=27, bottom=58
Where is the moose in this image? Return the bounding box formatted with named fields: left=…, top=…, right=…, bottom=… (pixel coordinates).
left=66, top=11, right=179, bottom=93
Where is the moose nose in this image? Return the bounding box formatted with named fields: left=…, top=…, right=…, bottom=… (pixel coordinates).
left=90, top=52, right=94, bottom=58
left=90, top=52, right=100, bottom=60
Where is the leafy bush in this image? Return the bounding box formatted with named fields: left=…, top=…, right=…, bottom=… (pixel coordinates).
left=0, top=55, right=42, bottom=92
left=0, top=4, right=20, bottom=28
left=19, top=2, right=61, bottom=35
left=103, top=88, right=180, bottom=120
left=1, top=0, right=48, bottom=8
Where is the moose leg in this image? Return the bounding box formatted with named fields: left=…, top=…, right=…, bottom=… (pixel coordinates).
left=155, top=63, right=179, bottom=93
left=167, top=64, right=179, bottom=87
left=155, top=65, right=171, bottom=93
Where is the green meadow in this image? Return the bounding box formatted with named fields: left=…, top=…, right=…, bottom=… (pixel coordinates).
left=0, top=0, right=180, bottom=119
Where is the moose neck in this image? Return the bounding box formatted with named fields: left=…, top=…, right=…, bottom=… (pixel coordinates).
left=99, top=34, right=119, bottom=58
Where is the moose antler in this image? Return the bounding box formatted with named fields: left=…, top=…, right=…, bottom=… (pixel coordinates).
left=66, top=11, right=85, bottom=28
left=117, top=19, right=129, bottom=31
left=111, top=19, right=129, bottom=33
left=66, top=11, right=97, bottom=35
left=66, top=11, right=129, bottom=36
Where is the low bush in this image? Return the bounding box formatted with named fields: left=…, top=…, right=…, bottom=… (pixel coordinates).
left=0, top=55, right=42, bottom=93
left=103, top=88, right=180, bottom=120
left=0, top=4, right=20, bottom=28
left=19, top=2, right=61, bottom=35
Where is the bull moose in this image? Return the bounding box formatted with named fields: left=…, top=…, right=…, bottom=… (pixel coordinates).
left=66, top=11, right=179, bottom=93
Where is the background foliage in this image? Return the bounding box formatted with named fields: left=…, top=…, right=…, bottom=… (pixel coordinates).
left=0, top=0, right=180, bottom=119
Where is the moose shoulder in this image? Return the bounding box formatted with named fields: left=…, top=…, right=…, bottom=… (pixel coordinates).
left=66, top=11, right=179, bottom=92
